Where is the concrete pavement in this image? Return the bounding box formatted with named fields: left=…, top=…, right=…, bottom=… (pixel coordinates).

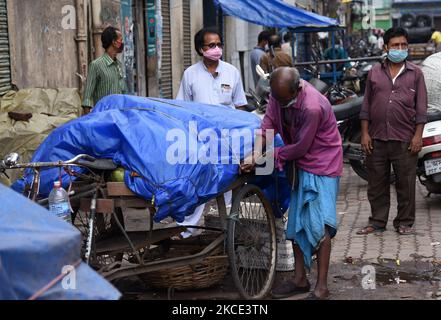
left=332, top=164, right=441, bottom=263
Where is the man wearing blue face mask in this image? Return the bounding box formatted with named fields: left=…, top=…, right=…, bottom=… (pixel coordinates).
left=357, top=27, right=428, bottom=236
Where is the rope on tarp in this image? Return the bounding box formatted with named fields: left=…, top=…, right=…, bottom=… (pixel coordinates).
left=28, top=259, right=82, bottom=300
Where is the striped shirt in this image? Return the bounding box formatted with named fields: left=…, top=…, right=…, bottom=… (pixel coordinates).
left=82, top=53, right=127, bottom=108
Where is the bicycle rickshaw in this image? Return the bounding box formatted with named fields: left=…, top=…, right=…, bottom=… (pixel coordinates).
left=1, top=152, right=277, bottom=299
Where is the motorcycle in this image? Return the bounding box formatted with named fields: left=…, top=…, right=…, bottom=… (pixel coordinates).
left=348, top=38, right=382, bottom=60
left=333, top=97, right=368, bottom=180
left=249, top=64, right=358, bottom=117
left=304, top=64, right=359, bottom=104
left=417, top=109, right=441, bottom=195
left=353, top=58, right=383, bottom=94
left=247, top=65, right=271, bottom=119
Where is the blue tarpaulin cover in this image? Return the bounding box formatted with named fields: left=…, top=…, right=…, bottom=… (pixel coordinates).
left=0, top=184, right=121, bottom=300
left=12, top=95, right=290, bottom=223
left=214, top=0, right=339, bottom=31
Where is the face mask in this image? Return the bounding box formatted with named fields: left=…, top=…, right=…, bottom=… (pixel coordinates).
left=115, top=40, right=124, bottom=53
left=264, top=44, right=269, bottom=51
left=280, top=97, right=297, bottom=109
left=203, top=47, right=223, bottom=61
left=388, top=49, right=408, bottom=63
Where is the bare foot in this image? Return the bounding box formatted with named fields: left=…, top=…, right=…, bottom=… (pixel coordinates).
left=313, top=288, right=330, bottom=300
left=294, top=277, right=309, bottom=288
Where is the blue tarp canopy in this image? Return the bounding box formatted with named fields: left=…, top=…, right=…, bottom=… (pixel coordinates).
left=0, top=184, right=121, bottom=300
left=214, top=0, right=341, bottom=32
left=12, top=95, right=290, bottom=223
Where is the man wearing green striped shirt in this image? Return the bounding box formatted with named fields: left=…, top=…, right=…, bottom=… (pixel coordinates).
left=82, top=26, right=127, bottom=114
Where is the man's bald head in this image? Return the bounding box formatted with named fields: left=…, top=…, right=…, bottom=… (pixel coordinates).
left=269, top=67, right=301, bottom=107
left=270, top=67, right=301, bottom=94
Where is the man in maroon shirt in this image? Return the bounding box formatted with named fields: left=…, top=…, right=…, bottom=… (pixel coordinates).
left=241, top=67, right=343, bottom=300
left=357, top=27, right=428, bottom=236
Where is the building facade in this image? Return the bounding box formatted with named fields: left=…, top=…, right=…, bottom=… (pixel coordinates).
left=0, top=0, right=328, bottom=101
left=1, top=0, right=205, bottom=100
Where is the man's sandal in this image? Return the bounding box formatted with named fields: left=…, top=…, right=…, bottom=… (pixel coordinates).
left=356, top=225, right=385, bottom=235
left=302, top=292, right=329, bottom=300
left=396, top=225, right=415, bottom=235
left=271, top=280, right=311, bottom=299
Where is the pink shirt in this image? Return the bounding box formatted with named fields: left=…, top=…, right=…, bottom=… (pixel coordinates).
left=359, top=61, right=427, bottom=142
left=261, top=80, right=343, bottom=177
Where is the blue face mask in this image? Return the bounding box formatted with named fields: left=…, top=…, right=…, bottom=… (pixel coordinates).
left=388, top=49, right=408, bottom=63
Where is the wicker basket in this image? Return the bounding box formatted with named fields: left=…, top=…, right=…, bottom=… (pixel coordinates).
left=140, top=237, right=229, bottom=291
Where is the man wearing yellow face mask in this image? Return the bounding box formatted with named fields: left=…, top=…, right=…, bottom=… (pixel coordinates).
left=430, top=27, right=441, bottom=53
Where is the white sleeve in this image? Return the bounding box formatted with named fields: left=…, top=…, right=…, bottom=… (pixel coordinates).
left=232, top=68, right=248, bottom=108
left=176, top=71, right=192, bottom=101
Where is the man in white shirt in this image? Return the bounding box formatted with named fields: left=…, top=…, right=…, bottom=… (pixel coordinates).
left=368, top=29, right=378, bottom=47
left=376, top=30, right=385, bottom=50
left=177, top=28, right=248, bottom=110
left=281, top=32, right=293, bottom=58
left=377, top=35, right=384, bottom=50
left=176, top=27, right=248, bottom=237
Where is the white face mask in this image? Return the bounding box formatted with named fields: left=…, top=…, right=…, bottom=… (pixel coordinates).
left=280, top=97, right=297, bottom=109
left=264, top=44, right=269, bottom=51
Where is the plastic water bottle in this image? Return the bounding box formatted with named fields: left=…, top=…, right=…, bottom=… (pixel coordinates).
left=48, top=181, right=71, bottom=222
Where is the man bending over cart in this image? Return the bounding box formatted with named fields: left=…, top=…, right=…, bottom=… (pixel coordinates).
left=241, top=67, right=343, bottom=300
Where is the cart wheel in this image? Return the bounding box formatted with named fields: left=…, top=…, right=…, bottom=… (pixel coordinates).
left=72, top=208, right=124, bottom=270
left=227, top=184, right=277, bottom=299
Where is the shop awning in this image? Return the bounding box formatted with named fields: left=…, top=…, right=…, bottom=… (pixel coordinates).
left=214, top=0, right=341, bottom=32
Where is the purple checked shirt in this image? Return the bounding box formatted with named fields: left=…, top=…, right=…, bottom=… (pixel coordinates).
left=261, top=80, right=343, bottom=177
left=359, top=60, right=428, bottom=142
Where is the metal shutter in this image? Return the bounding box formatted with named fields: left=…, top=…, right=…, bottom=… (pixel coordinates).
left=182, top=0, right=191, bottom=70
left=0, top=0, right=11, bottom=95
left=160, top=0, right=172, bottom=99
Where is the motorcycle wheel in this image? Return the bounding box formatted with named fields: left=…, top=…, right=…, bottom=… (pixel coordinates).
left=349, top=159, right=369, bottom=181
left=349, top=133, right=396, bottom=184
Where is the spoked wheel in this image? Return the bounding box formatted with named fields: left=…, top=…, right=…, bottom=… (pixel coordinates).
left=227, top=184, right=277, bottom=299
left=72, top=208, right=124, bottom=270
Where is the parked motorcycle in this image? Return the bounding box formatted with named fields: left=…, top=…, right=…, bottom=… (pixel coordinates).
left=304, top=64, right=359, bottom=104
left=353, top=58, right=383, bottom=94
left=248, top=66, right=271, bottom=119
left=333, top=97, right=368, bottom=180
left=348, top=38, right=382, bottom=60
left=418, top=110, right=441, bottom=195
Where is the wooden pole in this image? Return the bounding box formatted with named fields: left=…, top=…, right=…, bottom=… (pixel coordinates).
left=75, top=0, right=88, bottom=94
left=91, top=0, right=104, bottom=59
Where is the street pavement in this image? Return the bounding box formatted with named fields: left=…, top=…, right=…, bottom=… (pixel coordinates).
left=333, top=164, right=441, bottom=263
left=279, top=163, right=441, bottom=300
left=125, top=163, right=441, bottom=300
